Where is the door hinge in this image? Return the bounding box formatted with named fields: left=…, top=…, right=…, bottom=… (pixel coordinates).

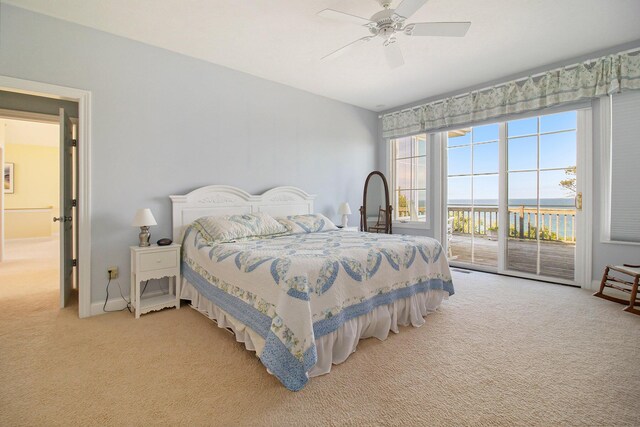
left=72, top=199, right=77, bottom=207
left=72, top=139, right=78, bottom=147
left=72, top=259, right=78, bottom=267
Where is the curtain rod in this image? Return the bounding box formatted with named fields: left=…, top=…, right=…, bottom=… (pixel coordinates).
left=379, top=46, right=640, bottom=118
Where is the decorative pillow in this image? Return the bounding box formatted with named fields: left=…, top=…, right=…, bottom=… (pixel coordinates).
left=276, top=214, right=338, bottom=234
left=193, top=212, right=287, bottom=243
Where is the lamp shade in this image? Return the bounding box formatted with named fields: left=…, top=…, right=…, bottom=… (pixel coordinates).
left=132, top=208, right=157, bottom=227
left=338, top=202, right=352, bottom=215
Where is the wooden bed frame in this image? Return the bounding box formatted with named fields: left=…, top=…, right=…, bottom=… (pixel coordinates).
left=169, top=185, right=316, bottom=243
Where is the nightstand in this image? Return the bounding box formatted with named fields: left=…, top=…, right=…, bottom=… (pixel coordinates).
left=338, top=226, right=358, bottom=232
left=130, top=244, right=181, bottom=318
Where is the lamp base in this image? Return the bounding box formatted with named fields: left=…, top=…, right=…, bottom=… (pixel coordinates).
left=341, top=214, right=348, bottom=228
left=139, top=226, right=151, bottom=247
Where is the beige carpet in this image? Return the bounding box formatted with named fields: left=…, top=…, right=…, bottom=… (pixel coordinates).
left=1, top=240, right=639, bottom=426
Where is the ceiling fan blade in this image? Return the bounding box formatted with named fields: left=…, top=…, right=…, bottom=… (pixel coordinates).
left=392, top=0, right=429, bottom=21
left=383, top=39, right=404, bottom=69
left=321, top=36, right=374, bottom=61
left=405, top=22, right=471, bottom=37
left=317, top=8, right=373, bottom=26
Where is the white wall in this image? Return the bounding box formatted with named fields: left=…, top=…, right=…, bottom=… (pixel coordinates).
left=0, top=5, right=378, bottom=305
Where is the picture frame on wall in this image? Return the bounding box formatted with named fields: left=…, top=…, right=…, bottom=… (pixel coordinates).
left=4, top=162, right=14, bottom=194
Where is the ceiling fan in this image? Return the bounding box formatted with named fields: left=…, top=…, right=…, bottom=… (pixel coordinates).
left=318, top=0, right=471, bottom=68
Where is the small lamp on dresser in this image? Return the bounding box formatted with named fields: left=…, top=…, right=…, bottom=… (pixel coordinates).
left=338, top=202, right=352, bottom=228
left=132, top=208, right=157, bottom=247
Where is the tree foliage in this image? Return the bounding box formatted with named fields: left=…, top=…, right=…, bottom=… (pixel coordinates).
left=559, top=166, right=576, bottom=194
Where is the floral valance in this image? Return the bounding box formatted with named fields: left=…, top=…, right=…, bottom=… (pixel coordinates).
left=382, top=50, right=640, bottom=138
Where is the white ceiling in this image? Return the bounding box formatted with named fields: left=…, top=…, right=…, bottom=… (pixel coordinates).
left=4, top=0, right=640, bottom=112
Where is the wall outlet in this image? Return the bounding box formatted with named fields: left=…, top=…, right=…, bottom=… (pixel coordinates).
left=108, top=266, right=119, bottom=279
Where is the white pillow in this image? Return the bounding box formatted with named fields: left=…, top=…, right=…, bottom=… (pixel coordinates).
left=276, top=214, right=338, bottom=234
left=193, top=212, right=287, bottom=243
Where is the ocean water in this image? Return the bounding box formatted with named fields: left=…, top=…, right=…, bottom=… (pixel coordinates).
left=448, top=198, right=575, bottom=207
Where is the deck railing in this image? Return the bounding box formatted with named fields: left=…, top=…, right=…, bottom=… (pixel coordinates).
left=448, top=205, right=576, bottom=242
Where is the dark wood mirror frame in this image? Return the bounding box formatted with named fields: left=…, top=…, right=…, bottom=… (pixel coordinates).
left=359, top=171, right=393, bottom=234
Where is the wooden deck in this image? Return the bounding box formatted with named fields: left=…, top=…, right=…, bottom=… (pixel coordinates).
left=450, top=234, right=575, bottom=281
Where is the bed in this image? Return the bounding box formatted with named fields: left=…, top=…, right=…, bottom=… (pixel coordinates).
left=171, top=185, right=454, bottom=391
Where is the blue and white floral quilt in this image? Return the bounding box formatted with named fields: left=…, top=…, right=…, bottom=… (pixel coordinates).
left=181, top=227, right=454, bottom=391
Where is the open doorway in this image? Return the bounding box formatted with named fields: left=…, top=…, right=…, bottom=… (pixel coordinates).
left=0, top=77, right=91, bottom=317
left=1, top=118, right=63, bottom=304
left=0, top=111, right=77, bottom=308
left=0, top=84, right=87, bottom=315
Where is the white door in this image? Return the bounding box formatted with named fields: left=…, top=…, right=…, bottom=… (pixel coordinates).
left=59, top=108, right=73, bottom=307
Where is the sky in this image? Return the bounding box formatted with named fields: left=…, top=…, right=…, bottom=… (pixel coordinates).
left=447, top=111, right=577, bottom=203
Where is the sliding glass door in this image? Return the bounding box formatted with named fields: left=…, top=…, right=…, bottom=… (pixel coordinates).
left=506, top=112, right=577, bottom=281
left=447, top=125, right=499, bottom=268
left=446, top=109, right=586, bottom=284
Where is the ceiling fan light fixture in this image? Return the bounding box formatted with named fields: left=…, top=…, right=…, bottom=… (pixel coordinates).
left=318, top=0, right=470, bottom=68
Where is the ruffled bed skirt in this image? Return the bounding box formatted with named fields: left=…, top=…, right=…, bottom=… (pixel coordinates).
left=181, top=280, right=448, bottom=378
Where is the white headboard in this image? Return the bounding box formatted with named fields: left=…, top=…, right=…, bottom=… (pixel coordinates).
left=169, top=185, right=316, bottom=242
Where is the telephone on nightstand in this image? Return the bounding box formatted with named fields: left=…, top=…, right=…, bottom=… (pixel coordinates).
left=157, top=238, right=172, bottom=246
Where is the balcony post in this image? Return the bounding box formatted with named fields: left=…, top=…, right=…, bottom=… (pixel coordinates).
left=518, top=206, right=524, bottom=239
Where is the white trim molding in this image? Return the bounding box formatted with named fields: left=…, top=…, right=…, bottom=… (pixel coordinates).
left=575, top=108, right=593, bottom=288
left=0, top=75, right=92, bottom=318
left=599, top=95, right=613, bottom=243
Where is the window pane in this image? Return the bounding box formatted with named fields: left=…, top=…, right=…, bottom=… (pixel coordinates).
left=539, top=169, right=576, bottom=203
left=448, top=129, right=471, bottom=147
left=508, top=171, right=538, bottom=206
left=473, top=141, right=498, bottom=174
left=448, top=176, right=472, bottom=205
left=395, top=158, right=412, bottom=190
left=448, top=146, right=471, bottom=175
left=415, top=156, right=427, bottom=188
left=396, top=137, right=412, bottom=158
left=417, top=136, right=427, bottom=156
left=540, top=111, right=576, bottom=133
left=508, top=117, right=537, bottom=137
left=473, top=174, right=499, bottom=205
left=539, top=131, right=576, bottom=170
left=397, top=190, right=412, bottom=220
left=473, top=124, right=499, bottom=142
left=417, top=190, right=427, bottom=219
left=508, top=136, right=537, bottom=171
left=393, top=133, right=428, bottom=223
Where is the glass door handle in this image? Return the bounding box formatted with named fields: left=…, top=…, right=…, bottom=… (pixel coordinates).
left=575, top=192, right=582, bottom=210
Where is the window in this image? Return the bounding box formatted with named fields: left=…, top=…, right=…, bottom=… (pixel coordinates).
left=389, top=134, right=428, bottom=224
left=604, top=91, right=640, bottom=243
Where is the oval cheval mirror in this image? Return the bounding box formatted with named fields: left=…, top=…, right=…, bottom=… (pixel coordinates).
left=360, top=171, right=392, bottom=234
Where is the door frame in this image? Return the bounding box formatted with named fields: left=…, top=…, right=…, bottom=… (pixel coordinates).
left=0, top=75, right=92, bottom=317
left=440, top=107, right=593, bottom=289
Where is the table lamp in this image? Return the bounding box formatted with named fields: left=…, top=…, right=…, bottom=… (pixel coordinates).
left=338, top=202, right=352, bottom=228
left=132, top=208, right=157, bottom=247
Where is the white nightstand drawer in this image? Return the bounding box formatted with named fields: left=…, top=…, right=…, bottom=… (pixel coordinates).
left=139, top=251, right=177, bottom=272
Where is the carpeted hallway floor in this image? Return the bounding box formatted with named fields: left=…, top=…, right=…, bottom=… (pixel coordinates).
left=1, top=238, right=639, bottom=426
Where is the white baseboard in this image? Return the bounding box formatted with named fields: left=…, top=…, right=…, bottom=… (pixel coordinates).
left=90, top=289, right=166, bottom=316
